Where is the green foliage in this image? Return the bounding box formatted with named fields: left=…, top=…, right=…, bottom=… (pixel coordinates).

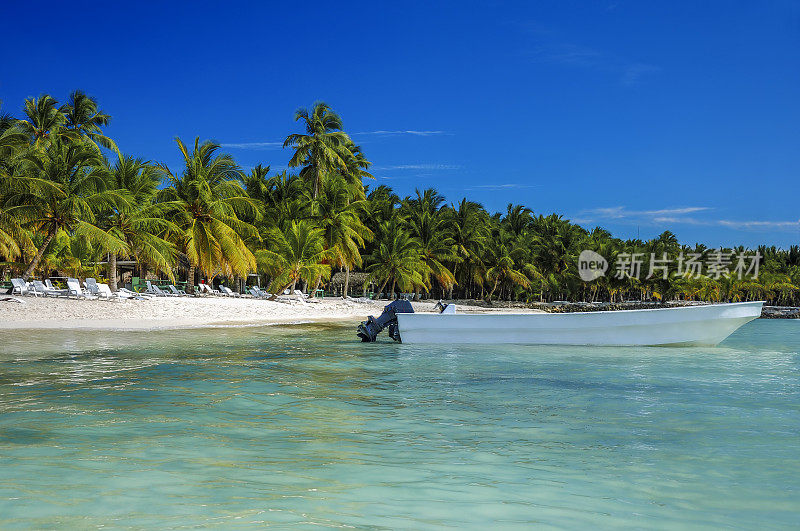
left=156, top=137, right=259, bottom=278
left=0, top=92, right=797, bottom=304
left=256, top=220, right=332, bottom=295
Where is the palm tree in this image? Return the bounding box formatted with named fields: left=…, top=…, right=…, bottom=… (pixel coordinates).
left=7, top=137, right=129, bottom=279
left=309, top=180, right=372, bottom=297
left=339, top=140, right=373, bottom=196
left=59, top=90, right=117, bottom=152
left=243, top=165, right=308, bottom=230
left=157, top=138, right=259, bottom=292
left=447, top=198, right=489, bottom=299
left=0, top=207, right=27, bottom=262
left=483, top=233, right=531, bottom=301
left=0, top=101, right=32, bottom=262
left=0, top=101, right=26, bottom=160
left=365, top=185, right=400, bottom=227
left=403, top=188, right=446, bottom=216
left=398, top=189, right=457, bottom=297
left=503, top=203, right=533, bottom=238
left=367, top=218, right=428, bottom=299
left=284, top=102, right=352, bottom=198
left=256, top=220, right=332, bottom=297
left=101, top=154, right=177, bottom=290
left=17, top=95, right=66, bottom=146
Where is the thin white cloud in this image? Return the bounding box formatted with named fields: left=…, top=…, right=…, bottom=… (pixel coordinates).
left=221, top=141, right=284, bottom=150
left=651, top=216, right=706, bottom=225
left=719, top=219, right=800, bottom=230
left=584, top=206, right=711, bottom=219
left=654, top=216, right=800, bottom=231
left=579, top=206, right=800, bottom=232
left=373, top=164, right=461, bottom=171
left=353, top=130, right=450, bottom=137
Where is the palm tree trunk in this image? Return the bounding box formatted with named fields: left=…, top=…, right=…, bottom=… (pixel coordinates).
left=187, top=265, right=195, bottom=294
left=290, top=279, right=297, bottom=293
left=487, top=279, right=500, bottom=301
left=22, top=227, right=56, bottom=280
left=376, top=278, right=389, bottom=300
left=108, top=253, right=118, bottom=291
left=389, top=279, right=396, bottom=300
left=267, top=278, right=297, bottom=301
left=140, top=263, right=148, bottom=288
left=342, top=265, right=350, bottom=299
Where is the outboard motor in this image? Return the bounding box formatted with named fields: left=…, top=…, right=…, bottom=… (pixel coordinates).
left=357, top=300, right=414, bottom=342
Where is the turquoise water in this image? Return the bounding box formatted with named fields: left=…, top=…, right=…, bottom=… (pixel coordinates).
left=0, top=320, right=798, bottom=528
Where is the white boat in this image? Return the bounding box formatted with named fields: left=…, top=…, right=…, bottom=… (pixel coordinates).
left=392, top=301, right=764, bottom=346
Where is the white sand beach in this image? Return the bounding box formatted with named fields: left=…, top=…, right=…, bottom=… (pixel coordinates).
left=0, top=296, right=528, bottom=331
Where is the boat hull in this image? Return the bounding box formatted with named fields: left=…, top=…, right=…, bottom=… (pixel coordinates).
left=395, top=302, right=764, bottom=346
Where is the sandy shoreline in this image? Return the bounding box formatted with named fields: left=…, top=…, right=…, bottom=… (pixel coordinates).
left=0, top=296, right=529, bottom=331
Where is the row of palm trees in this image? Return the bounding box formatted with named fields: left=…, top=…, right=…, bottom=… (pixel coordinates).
left=1, top=91, right=799, bottom=305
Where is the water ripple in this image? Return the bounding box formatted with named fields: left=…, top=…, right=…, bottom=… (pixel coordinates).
left=0, top=320, right=798, bottom=527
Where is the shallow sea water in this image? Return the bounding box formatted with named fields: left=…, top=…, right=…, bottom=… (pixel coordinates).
left=0, top=319, right=798, bottom=528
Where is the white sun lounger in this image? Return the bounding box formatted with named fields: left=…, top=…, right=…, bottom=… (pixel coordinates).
left=32, top=280, right=67, bottom=297
left=83, top=278, right=110, bottom=299
left=117, top=288, right=151, bottom=300
left=10, top=278, right=36, bottom=297
left=67, top=278, right=96, bottom=299
left=198, top=282, right=220, bottom=296
left=146, top=280, right=177, bottom=297
left=96, top=283, right=120, bottom=300
left=85, top=279, right=113, bottom=300
left=219, top=286, right=240, bottom=297
left=167, top=284, right=187, bottom=296
left=249, top=286, right=269, bottom=298
left=45, top=279, right=62, bottom=292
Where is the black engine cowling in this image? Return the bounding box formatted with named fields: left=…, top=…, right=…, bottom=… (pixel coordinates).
left=357, top=300, right=414, bottom=342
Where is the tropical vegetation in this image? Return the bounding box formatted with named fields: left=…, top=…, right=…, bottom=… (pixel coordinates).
left=1, top=93, right=798, bottom=305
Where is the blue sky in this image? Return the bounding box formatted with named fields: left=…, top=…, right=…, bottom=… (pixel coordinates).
left=1, top=1, right=798, bottom=247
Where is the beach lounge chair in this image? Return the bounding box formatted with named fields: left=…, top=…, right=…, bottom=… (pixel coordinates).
left=256, top=286, right=272, bottom=298
left=83, top=278, right=106, bottom=298
left=32, top=280, right=67, bottom=297
left=10, top=278, right=32, bottom=296
left=276, top=289, right=308, bottom=304
left=249, top=286, right=269, bottom=299
left=167, top=284, right=187, bottom=296
left=219, top=285, right=240, bottom=297
left=198, top=282, right=220, bottom=296
left=85, top=279, right=113, bottom=300
left=118, top=287, right=151, bottom=300
left=96, top=283, right=119, bottom=300
left=145, top=280, right=161, bottom=296
left=67, top=278, right=95, bottom=299
left=146, top=281, right=173, bottom=297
